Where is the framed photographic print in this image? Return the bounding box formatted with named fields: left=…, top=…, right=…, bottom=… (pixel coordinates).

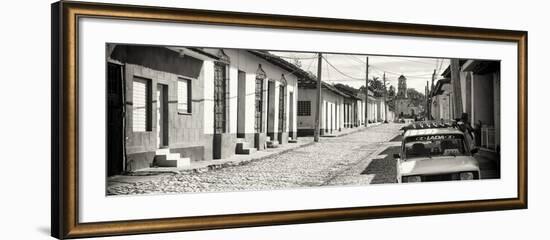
left=51, top=1, right=527, bottom=239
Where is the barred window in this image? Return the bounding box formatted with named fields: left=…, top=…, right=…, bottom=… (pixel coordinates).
left=214, top=63, right=227, bottom=134
left=297, top=101, right=311, bottom=116
left=132, top=77, right=152, bottom=132
left=178, top=77, right=192, bottom=114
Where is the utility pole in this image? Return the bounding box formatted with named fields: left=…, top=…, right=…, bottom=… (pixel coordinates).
left=429, top=69, right=436, bottom=120
left=364, top=56, right=369, bottom=126
left=431, top=69, right=436, bottom=91
left=383, top=72, right=387, bottom=122
left=450, top=59, right=463, bottom=119
left=425, top=81, right=429, bottom=120
left=314, top=53, right=323, bottom=142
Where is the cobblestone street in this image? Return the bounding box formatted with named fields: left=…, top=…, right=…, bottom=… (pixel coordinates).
left=107, top=123, right=404, bottom=195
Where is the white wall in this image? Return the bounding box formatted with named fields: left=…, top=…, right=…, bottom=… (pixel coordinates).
left=0, top=0, right=546, bottom=240
left=202, top=49, right=299, bottom=135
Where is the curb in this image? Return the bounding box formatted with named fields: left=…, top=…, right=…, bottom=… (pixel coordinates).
left=126, top=141, right=317, bottom=176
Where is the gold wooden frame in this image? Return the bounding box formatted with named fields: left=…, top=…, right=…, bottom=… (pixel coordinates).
left=51, top=1, right=527, bottom=239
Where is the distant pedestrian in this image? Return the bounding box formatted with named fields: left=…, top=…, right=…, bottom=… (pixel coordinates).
left=474, top=120, right=482, bottom=147
left=457, top=113, right=475, bottom=150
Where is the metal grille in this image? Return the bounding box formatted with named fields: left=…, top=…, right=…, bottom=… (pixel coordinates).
left=214, top=63, right=227, bottom=134
left=278, top=85, right=285, bottom=132
left=422, top=174, right=454, bottom=182
left=255, top=76, right=263, bottom=132
left=297, top=101, right=311, bottom=116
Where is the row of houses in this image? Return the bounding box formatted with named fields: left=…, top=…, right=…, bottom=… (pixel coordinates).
left=106, top=44, right=387, bottom=176
left=296, top=80, right=387, bottom=136
left=429, top=60, right=500, bottom=153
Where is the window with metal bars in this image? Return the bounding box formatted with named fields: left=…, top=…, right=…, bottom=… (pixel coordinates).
left=297, top=101, right=311, bottom=116
left=214, top=63, right=227, bottom=134
left=254, top=76, right=263, bottom=133
left=278, top=85, right=286, bottom=132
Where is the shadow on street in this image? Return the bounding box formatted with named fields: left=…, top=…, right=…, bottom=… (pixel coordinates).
left=361, top=146, right=400, bottom=184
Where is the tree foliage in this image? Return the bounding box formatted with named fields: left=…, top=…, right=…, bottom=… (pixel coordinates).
left=388, top=85, right=395, bottom=97
left=369, top=77, right=386, bottom=97
left=406, top=88, right=426, bottom=106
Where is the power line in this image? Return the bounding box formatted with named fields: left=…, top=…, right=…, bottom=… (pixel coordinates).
left=399, top=58, right=438, bottom=65
left=272, top=53, right=318, bottom=60
left=325, top=54, right=331, bottom=82
left=322, top=56, right=364, bottom=80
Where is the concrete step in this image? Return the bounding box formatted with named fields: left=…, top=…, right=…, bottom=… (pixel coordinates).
left=236, top=142, right=249, bottom=149
left=155, top=157, right=191, bottom=168
left=237, top=147, right=257, bottom=155
left=266, top=140, right=279, bottom=148
left=236, top=142, right=257, bottom=154
left=153, top=148, right=191, bottom=168
left=154, top=153, right=181, bottom=161
left=155, top=148, right=170, bottom=155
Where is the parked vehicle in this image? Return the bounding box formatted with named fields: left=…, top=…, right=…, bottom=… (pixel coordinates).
left=394, top=122, right=480, bottom=183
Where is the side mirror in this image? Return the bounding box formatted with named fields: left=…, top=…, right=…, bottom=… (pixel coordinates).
left=470, top=148, right=479, bottom=155
left=393, top=153, right=401, bottom=159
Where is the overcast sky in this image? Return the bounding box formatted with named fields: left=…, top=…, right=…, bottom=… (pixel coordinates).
left=270, top=51, right=450, bottom=93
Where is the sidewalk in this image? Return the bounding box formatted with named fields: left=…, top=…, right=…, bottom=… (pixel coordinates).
left=108, top=137, right=315, bottom=189
left=120, top=137, right=314, bottom=176
left=475, top=148, right=501, bottom=179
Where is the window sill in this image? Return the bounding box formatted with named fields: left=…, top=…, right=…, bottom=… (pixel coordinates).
left=178, top=112, right=192, bottom=116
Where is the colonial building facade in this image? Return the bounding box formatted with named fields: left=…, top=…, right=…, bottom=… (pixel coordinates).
left=297, top=80, right=372, bottom=136
left=106, top=45, right=300, bottom=175
left=432, top=60, right=500, bottom=153
left=297, top=81, right=349, bottom=136
left=458, top=60, right=501, bottom=152
left=430, top=78, right=452, bottom=121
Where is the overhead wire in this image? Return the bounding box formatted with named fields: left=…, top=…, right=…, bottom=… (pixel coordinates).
left=322, top=56, right=364, bottom=80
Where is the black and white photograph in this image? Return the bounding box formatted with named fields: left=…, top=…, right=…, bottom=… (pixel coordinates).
left=106, top=44, right=501, bottom=195
left=3, top=0, right=543, bottom=239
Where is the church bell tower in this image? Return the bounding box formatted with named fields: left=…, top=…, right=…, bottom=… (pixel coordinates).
left=397, top=75, right=407, bottom=98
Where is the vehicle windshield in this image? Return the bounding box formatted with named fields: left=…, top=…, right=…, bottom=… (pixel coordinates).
left=404, top=134, right=467, bottom=159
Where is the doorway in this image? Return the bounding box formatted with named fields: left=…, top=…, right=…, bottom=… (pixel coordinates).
left=107, top=62, right=124, bottom=176
left=267, top=81, right=275, bottom=139
left=288, top=92, right=294, bottom=139
left=156, top=84, right=169, bottom=148
left=237, top=71, right=246, bottom=138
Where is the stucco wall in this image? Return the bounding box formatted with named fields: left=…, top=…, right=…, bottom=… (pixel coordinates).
left=114, top=46, right=210, bottom=168
left=297, top=88, right=344, bottom=135
left=203, top=49, right=299, bottom=139
left=117, top=46, right=302, bottom=167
